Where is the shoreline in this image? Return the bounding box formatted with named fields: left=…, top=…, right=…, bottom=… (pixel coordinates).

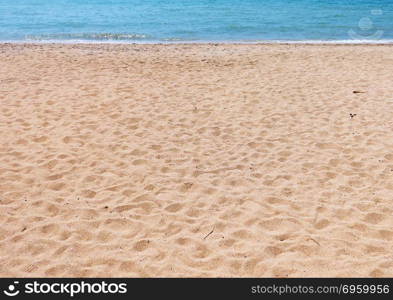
left=2, top=39, right=393, bottom=46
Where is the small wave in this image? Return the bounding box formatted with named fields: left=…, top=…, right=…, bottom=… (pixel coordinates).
left=162, top=37, right=188, bottom=41
left=9, top=35, right=393, bottom=45
left=25, top=33, right=151, bottom=41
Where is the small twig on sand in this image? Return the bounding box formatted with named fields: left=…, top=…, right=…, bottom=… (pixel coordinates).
left=308, top=237, right=321, bottom=246
left=203, top=226, right=215, bottom=240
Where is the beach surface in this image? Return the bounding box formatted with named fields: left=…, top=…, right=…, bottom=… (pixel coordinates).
left=1, top=43, right=393, bottom=277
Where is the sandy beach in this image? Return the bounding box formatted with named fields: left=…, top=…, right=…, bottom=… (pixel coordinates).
left=1, top=43, right=393, bottom=277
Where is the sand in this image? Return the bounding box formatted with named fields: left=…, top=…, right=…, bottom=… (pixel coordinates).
left=1, top=43, right=393, bottom=277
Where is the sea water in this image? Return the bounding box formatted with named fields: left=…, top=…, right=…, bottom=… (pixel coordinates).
left=0, top=0, right=392, bottom=43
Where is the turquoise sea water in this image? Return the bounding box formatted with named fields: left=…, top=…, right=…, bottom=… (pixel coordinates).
left=1, top=0, right=393, bottom=43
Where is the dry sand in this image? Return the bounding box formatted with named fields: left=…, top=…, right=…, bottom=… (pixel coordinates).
left=1, top=43, right=393, bottom=277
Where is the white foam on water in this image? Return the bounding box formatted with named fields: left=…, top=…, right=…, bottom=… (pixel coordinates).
left=2, top=39, right=393, bottom=45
